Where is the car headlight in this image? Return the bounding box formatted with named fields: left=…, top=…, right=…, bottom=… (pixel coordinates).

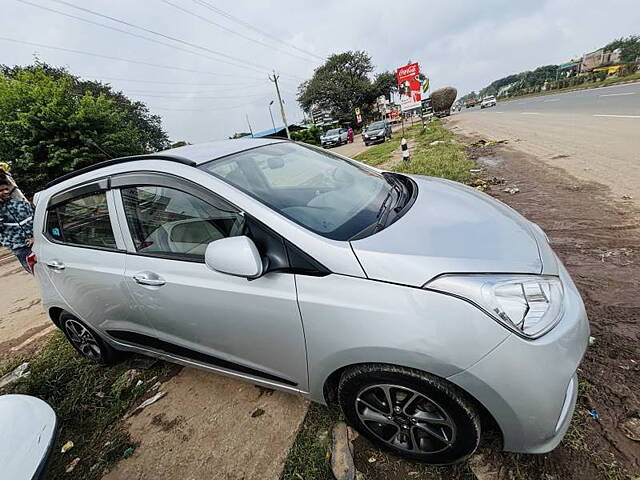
left=426, top=275, right=564, bottom=338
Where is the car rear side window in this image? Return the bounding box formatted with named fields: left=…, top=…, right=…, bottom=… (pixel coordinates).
left=46, top=191, right=117, bottom=249
left=120, top=185, right=244, bottom=260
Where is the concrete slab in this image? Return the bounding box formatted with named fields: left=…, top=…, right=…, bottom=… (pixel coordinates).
left=103, top=367, right=309, bottom=480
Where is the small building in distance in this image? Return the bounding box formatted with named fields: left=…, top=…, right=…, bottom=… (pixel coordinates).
left=580, top=48, right=622, bottom=72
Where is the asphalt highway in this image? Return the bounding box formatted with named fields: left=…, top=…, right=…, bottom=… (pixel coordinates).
left=451, top=82, right=640, bottom=205
left=481, top=81, right=640, bottom=117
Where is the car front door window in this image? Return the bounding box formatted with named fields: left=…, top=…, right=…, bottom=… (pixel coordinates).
left=120, top=185, right=245, bottom=260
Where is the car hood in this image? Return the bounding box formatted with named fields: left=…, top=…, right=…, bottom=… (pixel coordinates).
left=350, top=175, right=545, bottom=287
left=365, top=130, right=383, bottom=136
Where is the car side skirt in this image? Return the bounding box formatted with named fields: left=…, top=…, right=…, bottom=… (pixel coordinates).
left=106, top=329, right=300, bottom=388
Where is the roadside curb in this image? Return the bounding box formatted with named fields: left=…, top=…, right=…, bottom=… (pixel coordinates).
left=330, top=422, right=356, bottom=480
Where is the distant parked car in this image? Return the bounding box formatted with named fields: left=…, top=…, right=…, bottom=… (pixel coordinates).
left=465, top=98, right=479, bottom=108
left=320, top=128, right=348, bottom=148
left=31, top=138, right=590, bottom=465
left=0, top=395, right=57, bottom=479
left=362, top=121, right=392, bottom=146
left=481, top=95, right=497, bottom=109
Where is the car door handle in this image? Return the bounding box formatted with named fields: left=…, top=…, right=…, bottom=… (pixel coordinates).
left=132, top=272, right=166, bottom=287
left=46, top=260, right=65, bottom=270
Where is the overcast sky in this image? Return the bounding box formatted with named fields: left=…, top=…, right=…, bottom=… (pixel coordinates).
left=1, top=0, right=638, bottom=143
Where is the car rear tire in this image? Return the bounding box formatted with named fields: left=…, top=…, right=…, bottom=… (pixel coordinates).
left=337, top=364, right=481, bottom=464
left=59, top=312, right=119, bottom=365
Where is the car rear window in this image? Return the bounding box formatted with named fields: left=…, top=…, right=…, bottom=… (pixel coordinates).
left=45, top=191, right=117, bottom=249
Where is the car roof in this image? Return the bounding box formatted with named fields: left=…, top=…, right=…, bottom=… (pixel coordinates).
left=44, top=138, right=286, bottom=189
left=159, top=138, right=284, bottom=165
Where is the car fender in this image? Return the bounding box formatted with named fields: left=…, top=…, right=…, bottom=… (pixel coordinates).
left=296, top=274, right=510, bottom=404
left=308, top=345, right=478, bottom=404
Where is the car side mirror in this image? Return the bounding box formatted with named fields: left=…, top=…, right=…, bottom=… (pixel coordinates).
left=205, top=236, right=263, bottom=278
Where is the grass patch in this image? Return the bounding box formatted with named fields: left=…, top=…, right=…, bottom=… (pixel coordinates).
left=392, top=120, right=474, bottom=183
left=280, top=403, right=341, bottom=480
left=353, top=125, right=421, bottom=167
left=1, top=332, right=174, bottom=479
left=354, top=137, right=402, bottom=166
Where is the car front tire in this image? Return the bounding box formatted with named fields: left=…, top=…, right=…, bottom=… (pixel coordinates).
left=59, top=312, right=119, bottom=365
left=338, top=364, right=480, bottom=464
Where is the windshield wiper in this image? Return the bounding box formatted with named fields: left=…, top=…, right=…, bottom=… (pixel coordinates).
left=388, top=174, right=407, bottom=212
left=374, top=177, right=404, bottom=232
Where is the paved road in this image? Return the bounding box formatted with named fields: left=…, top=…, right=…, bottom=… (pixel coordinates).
left=451, top=82, right=640, bottom=205
left=331, top=136, right=368, bottom=158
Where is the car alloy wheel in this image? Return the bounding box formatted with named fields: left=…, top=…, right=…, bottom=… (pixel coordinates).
left=355, top=383, right=456, bottom=454
left=63, top=318, right=103, bottom=362
left=338, top=365, right=480, bottom=464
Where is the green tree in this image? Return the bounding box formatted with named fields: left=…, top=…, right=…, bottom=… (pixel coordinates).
left=297, top=51, right=378, bottom=124
left=0, top=64, right=169, bottom=195
left=372, top=71, right=398, bottom=100
left=290, top=126, right=322, bottom=146
left=604, top=35, right=640, bottom=63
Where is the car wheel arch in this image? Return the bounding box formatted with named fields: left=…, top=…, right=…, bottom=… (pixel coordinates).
left=48, top=307, right=64, bottom=328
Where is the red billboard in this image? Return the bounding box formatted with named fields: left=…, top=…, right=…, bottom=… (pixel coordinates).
left=396, top=62, right=422, bottom=112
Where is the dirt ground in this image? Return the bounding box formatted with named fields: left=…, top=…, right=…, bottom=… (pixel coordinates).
left=452, top=123, right=639, bottom=479
left=332, top=136, right=368, bottom=158
left=104, top=368, right=308, bottom=480
left=0, top=258, right=54, bottom=368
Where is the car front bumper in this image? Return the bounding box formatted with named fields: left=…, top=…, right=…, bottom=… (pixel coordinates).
left=447, top=263, right=590, bottom=453
left=322, top=139, right=340, bottom=147
left=364, top=135, right=385, bottom=144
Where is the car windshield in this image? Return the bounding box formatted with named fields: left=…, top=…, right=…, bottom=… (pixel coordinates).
left=366, top=122, right=385, bottom=131
left=325, top=128, right=340, bottom=136
left=200, top=142, right=399, bottom=240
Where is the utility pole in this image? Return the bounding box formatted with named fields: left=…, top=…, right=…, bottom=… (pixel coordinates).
left=269, top=71, right=290, bottom=139
left=246, top=114, right=254, bottom=138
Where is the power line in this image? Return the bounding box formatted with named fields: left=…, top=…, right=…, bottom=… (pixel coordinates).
left=192, top=0, right=324, bottom=62
left=77, top=75, right=264, bottom=88
left=0, top=36, right=266, bottom=79
left=160, top=0, right=318, bottom=64
left=117, top=85, right=268, bottom=95
left=130, top=92, right=270, bottom=100
left=46, top=0, right=291, bottom=76
left=14, top=0, right=269, bottom=75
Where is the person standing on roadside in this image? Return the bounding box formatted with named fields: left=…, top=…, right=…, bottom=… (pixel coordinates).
left=0, top=163, right=27, bottom=201
left=0, top=177, right=34, bottom=272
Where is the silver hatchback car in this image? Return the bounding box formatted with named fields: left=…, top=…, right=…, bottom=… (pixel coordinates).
left=31, top=138, right=589, bottom=464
